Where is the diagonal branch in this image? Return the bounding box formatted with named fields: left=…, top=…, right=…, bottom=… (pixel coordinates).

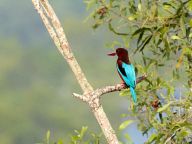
left=33, top=0, right=93, bottom=93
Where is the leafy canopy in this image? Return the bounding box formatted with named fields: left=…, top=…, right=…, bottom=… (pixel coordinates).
left=85, top=0, right=192, bottom=143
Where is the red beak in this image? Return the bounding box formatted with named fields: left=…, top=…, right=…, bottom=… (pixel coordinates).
left=107, top=52, right=116, bottom=56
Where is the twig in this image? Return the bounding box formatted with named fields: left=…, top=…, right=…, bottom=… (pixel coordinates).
left=73, top=75, right=147, bottom=103
left=98, top=74, right=147, bottom=96
left=164, top=128, right=181, bottom=144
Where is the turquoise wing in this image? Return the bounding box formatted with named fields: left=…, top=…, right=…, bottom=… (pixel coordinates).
left=121, top=62, right=136, bottom=88
left=117, top=62, right=137, bottom=103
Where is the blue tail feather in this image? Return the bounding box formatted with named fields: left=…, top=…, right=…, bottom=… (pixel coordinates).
left=130, top=87, right=137, bottom=103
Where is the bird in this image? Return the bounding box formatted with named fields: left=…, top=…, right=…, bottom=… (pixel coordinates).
left=108, top=48, right=137, bottom=103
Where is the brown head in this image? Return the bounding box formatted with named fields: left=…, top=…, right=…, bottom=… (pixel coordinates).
left=108, top=48, right=130, bottom=64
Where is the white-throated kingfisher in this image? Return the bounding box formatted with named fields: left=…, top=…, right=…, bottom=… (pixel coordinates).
left=108, top=48, right=137, bottom=103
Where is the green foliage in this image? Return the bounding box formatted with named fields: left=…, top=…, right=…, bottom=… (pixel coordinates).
left=85, top=0, right=192, bottom=143
left=157, top=101, right=173, bottom=113
left=38, top=127, right=102, bottom=144
left=119, top=120, right=134, bottom=131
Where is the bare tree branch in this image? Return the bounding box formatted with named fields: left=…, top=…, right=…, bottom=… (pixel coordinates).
left=98, top=74, right=147, bottom=96
left=31, top=0, right=146, bottom=143
left=33, top=0, right=93, bottom=93
left=73, top=75, right=147, bottom=102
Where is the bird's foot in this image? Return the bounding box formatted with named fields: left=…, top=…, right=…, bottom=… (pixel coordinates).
left=121, top=82, right=127, bottom=88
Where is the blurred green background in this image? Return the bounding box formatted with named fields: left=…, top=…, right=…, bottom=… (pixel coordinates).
left=0, top=0, right=139, bottom=143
